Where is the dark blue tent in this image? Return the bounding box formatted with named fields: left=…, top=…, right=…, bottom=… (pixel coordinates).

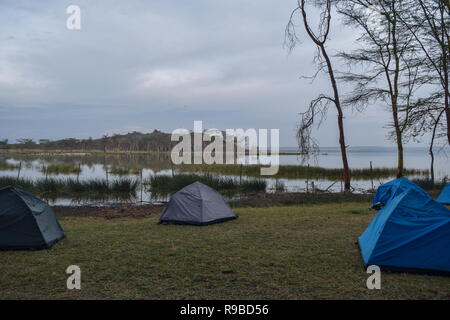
left=371, top=177, right=428, bottom=208
left=437, top=185, right=450, bottom=205
left=0, top=187, right=65, bottom=250
left=359, top=186, right=450, bottom=275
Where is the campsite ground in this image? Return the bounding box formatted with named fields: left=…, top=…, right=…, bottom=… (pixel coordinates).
left=2, top=201, right=450, bottom=300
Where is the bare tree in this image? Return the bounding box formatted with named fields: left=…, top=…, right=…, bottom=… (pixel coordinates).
left=439, top=0, right=450, bottom=13
left=397, top=0, right=450, bottom=146
left=336, top=0, right=423, bottom=178
left=404, top=93, right=446, bottom=183
left=286, top=0, right=351, bottom=191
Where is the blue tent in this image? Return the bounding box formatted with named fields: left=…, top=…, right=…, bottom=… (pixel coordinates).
left=437, top=185, right=450, bottom=205
left=359, top=186, right=450, bottom=274
left=371, top=177, right=428, bottom=208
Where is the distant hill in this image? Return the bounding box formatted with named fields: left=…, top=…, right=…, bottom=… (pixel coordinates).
left=1, top=130, right=175, bottom=152
left=0, top=130, right=235, bottom=153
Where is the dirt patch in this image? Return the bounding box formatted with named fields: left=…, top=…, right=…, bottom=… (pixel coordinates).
left=53, top=204, right=164, bottom=219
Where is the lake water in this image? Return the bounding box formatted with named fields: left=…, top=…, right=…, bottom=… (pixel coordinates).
left=0, top=147, right=448, bottom=206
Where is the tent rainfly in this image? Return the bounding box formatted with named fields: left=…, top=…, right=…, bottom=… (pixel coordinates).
left=159, top=182, right=237, bottom=226
left=371, top=177, right=429, bottom=209
left=437, top=184, right=450, bottom=205
left=359, top=180, right=450, bottom=275
left=0, top=186, right=65, bottom=250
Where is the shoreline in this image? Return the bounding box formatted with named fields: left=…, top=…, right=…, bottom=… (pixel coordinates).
left=51, top=192, right=374, bottom=217
left=0, top=149, right=300, bottom=156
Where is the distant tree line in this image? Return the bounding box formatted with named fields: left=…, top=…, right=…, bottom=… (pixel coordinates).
left=0, top=130, right=237, bottom=155
left=0, top=130, right=176, bottom=152
left=287, top=0, right=449, bottom=187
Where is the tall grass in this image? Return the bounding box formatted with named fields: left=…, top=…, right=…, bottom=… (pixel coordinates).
left=0, top=176, right=35, bottom=191
left=41, top=163, right=81, bottom=175
left=148, top=173, right=266, bottom=196
left=177, top=164, right=429, bottom=180
left=111, top=178, right=139, bottom=193
left=0, top=176, right=138, bottom=198
left=110, top=167, right=141, bottom=175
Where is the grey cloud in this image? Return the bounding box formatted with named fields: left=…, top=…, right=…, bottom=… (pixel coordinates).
left=0, top=0, right=412, bottom=147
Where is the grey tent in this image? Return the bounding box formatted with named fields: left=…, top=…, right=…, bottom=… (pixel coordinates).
left=159, top=182, right=237, bottom=226
left=0, top=186, right=65, bottom=250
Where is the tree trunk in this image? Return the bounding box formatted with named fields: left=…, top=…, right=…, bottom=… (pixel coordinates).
left=430, top=147, right=435, bottom=184
left=337, top=111, right=351, bottom=191
left=441, top=3, right=450, bottom=146
left=444, top=75, right=450, bottom=146
left=392, top=94, right=404, bottom=178
left=391, top=6, right=403, bottom=178
left=430, top=110, right=445, bottom=183
left=321, top=46, right=351, bottom=191
left=396, top=135, right=404, bottom=178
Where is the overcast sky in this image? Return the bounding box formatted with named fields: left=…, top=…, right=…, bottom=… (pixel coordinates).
left=0, top=0, right=423, bottom=147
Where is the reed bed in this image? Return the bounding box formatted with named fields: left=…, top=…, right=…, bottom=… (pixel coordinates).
left=0, top=176, right=35, bottom=191
left=0, top=176, right=138, bottom=198
left=40, top=163, right=82, bottom=175
left=147, top=173, right=266, bottom=196
left=177, top=164, right=429, bottom=180
left=110, top=167, right=141, bottom=175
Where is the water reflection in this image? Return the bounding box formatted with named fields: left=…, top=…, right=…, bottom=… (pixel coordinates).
left=0, top=150, right=448, bottom=206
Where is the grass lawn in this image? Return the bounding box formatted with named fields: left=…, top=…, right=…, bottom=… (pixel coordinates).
left=1, top=203, right=450, bottom=299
